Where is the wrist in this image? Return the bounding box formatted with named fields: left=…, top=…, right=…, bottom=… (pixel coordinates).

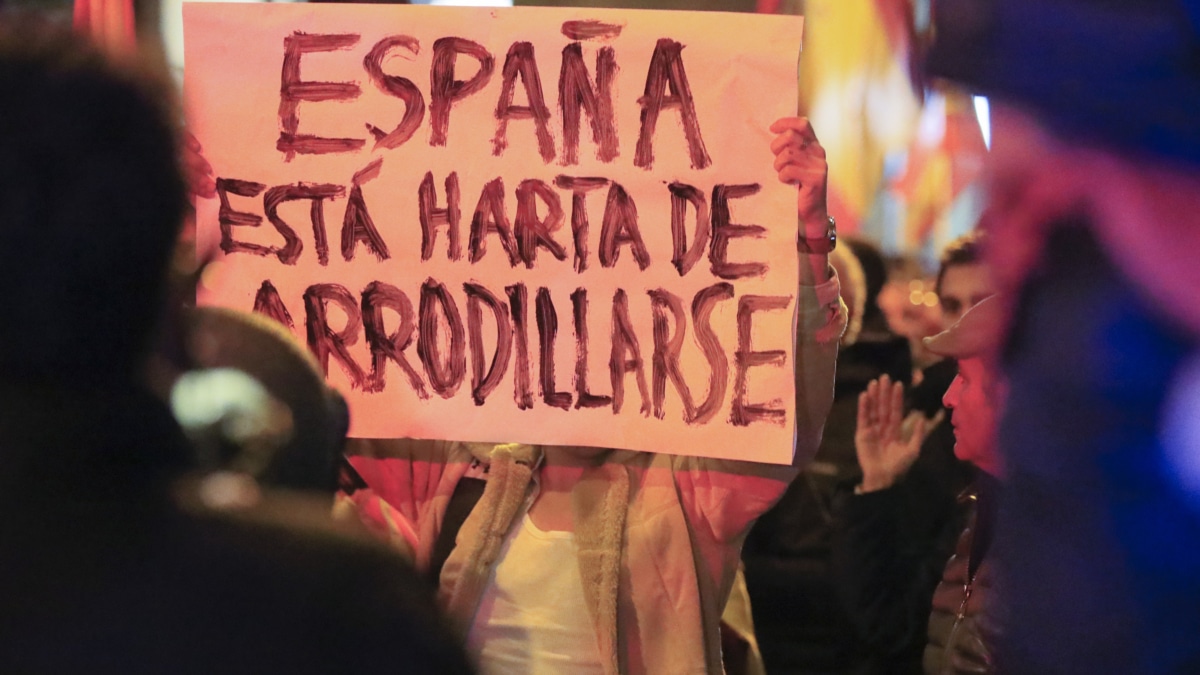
left=857, top=473, right=896, bottom=494
left=798, top=214, right=836, bottom=255
left=799, top=206, right=830, bottom=235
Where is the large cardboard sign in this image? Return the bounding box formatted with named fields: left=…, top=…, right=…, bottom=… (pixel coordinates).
left=184, top=3, right=804, bottom=463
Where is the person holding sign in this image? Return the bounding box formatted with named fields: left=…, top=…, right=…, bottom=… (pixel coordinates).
left=344, top=116, right=844, bottom=675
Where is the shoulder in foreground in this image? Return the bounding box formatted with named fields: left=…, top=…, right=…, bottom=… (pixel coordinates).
left=172, top=477, right=474, bottom=673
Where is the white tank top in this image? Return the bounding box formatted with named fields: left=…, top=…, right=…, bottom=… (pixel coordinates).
left=467, top=514, right=606, bottom=675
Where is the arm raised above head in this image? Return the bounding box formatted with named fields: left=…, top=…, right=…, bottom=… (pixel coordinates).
left=772, top=116, right=845, bottom=468
left=668, top=118, right=846, bottom=548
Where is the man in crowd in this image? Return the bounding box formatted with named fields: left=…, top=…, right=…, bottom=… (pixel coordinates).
left=836, top=295, right=1006, bottom=674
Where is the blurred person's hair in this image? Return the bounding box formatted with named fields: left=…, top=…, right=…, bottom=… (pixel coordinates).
left=934, top=230, right=986, bottom=297
left=830, top=246, right=866, bottom=345
left=886, top=252, right=930, bottom=283
left=0, top=16, right=186, bottom=386
left=844, top=236, right=890, bottom=334
left=883, top=252, right=936, bottom=309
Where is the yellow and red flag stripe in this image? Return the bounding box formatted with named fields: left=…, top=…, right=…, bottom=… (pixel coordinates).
left=73, top=0, right=136, bottom=57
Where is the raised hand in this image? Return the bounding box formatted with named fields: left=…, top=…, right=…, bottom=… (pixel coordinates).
left=854, top=375, right=934, bottom=493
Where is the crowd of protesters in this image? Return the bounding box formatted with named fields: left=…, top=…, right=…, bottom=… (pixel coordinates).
left=2, top=0, right=1199, bottom=673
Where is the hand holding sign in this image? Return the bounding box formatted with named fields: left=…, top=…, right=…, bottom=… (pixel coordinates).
left=185, top=4, right=810, bottom=463
left=770, top=116, right=829, bottom=234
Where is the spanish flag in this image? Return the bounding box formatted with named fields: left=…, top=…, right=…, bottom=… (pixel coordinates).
left=763, top=0, right=923, bottom=235
left=889, top=87, right=987, bottom=250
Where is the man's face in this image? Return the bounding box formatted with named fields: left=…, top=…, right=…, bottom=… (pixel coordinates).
left=943, top=357, right=1004, bottom=476
left=939, top=263, right=994, bottom=328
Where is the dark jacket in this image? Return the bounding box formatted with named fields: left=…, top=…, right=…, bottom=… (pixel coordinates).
left=0, top=384, right=470, bottom=674
left=818, top=354, right=971, bottom=675
left=830, top=461, right=988, bottom=672
left=923, top=476, right=998, bottom=675
left=743, top=332, right=910, bottom=673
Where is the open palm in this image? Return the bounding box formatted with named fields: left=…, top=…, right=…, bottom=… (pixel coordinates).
left=854, top=375, right=933, bottom=493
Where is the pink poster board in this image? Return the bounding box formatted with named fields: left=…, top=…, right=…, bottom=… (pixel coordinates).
left=184, top=2, right=804, bottom=463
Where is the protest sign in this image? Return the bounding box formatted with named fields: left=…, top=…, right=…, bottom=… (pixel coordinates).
left=184, top=3, right=804, bottom=462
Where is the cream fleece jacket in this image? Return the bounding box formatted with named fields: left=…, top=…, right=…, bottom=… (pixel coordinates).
left=348, top=271, right=843, bottom=674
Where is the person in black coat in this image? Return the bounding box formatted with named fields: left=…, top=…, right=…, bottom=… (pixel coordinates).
left=832, top=296, right=1007, bottom=675
left=742, top=238, right=911, bottom=674
left=822, top=233, right=991, bottom=674
left=0, top=19, right=469, bottom=674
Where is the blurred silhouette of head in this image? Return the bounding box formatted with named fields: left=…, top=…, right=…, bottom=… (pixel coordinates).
left=878, top=254, right=941, bottom=346
left=173, top=307, right=350, bottom=493
left=926, top=0, right=1200, bottom=168
left=0, top=18, right=186, bottom=387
